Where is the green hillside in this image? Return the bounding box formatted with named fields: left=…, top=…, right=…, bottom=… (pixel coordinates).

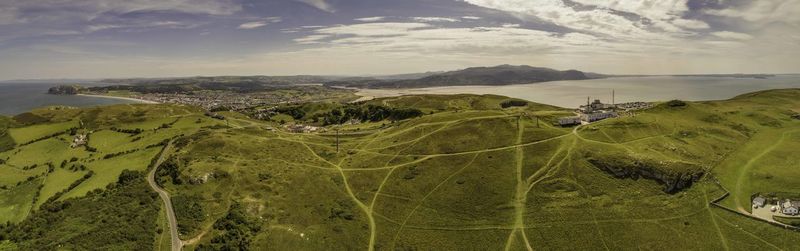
left=1, top=89, right=799, bottom=250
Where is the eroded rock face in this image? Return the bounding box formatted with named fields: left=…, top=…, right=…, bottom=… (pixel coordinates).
left=586, top=157, right=703, bottom=194
left=47, top=85, right=83, bottom=95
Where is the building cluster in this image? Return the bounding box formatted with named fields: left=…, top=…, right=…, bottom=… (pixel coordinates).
left=70, top=134, right=87, bottom=148
left=284, top=124, right=323, bottom=133
left=753, top=196, right=800, bottom=216
left=615, top=102, right=653, bottom=111
left=558, top=93, right=653, bottom=127
left=558, top=98, right=618, bottom=126
left=204, top=111, right=226, bottom=120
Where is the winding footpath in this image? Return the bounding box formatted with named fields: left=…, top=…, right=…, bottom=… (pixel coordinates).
left=146, top=141, right=182, bottom=251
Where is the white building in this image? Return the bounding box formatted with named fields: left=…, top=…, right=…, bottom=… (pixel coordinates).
left=580, top=111, right=618, bottom=122
left=781, top=200, right=800, bottom=216
left=558, top=116, right=581, bottom=126
left=752, top=197, right=766, bottom=208
left=784, top=206, right=799, bottom=216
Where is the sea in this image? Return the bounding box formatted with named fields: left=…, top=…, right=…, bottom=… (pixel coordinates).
left=1, top=76, right=799, bottom=116
left=355, top=75, right=800, bottom=108
left=0, top=82, right=142, bottom=116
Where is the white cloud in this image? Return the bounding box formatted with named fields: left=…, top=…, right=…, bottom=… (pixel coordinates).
left=0, top=0, right=242, bottom=29
left=672, top=19, right=710, bottom=30
left=706, top=0, right=800, bottom=26
left=712, top=31, right=754, bottom=40
left=237, top=17, right=282, bottom=30
left=462, top=16, right=482, bottom=20
left=294, top=34, right=331, bottom=44
left=10, top=0, right=242, bottom=16
left=270, top=19, right=799, bottom=75
left=295, top=0, right=335, bottom=13
left=355, top=16, right=386, bottom=22
left=462, top=0, right=704, bottom=40
left=238, top=21, right=269, bottom=29
left=86, top=21, right=198, bottom=32
left=412, top=17, right=460, bottom=22
left=315, top=22, right=432, bottom=37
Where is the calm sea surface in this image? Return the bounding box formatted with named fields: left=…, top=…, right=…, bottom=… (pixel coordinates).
left=356, top=75, right=800, bottom=108
left=0, top=82, right=140, bottom=115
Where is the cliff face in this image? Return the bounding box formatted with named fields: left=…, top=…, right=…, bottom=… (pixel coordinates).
left=47, top=85, right=83, bottom=95
left=586, top=156, right=704, bottom=194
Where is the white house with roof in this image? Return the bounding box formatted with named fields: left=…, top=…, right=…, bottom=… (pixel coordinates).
left=781, top=200, right=800, bottom=216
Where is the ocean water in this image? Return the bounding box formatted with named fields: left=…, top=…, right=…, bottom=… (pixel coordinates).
left=0, top=82, right=140, bottom=116
left=356, top=75, right=800, bottom=108
left=2, top=76, right=799, bottom=115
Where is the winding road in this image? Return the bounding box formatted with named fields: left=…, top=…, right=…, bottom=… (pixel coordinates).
left=146, top=141, right=182, bottom=251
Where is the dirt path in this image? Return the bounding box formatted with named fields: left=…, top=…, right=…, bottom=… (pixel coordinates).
left=703, top=188, right=731, bottom=251
left=146, top=141, right=182, bottom=251
left=296, top=142, right=377, bottom=251
left=733, top=130, right=793, bottom=213
left=505, top=116, right=533, bottom=251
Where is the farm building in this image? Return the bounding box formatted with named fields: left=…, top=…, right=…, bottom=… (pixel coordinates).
left=579, top=99, right=615, bottom=113
left=784, top=206, right=799, bottom=216
left=70, top=134, right=87, bottom=148
left=580, top=111, right=618, bottom=122
left=752, top=197, right=767, bottom=208
left=781, top=200, right=800, bottom=216
left=558, top=116, right=581, bottom=126
left=576, top=97, right=618, bottom=123
left=285, top=124, right=322, bottom=133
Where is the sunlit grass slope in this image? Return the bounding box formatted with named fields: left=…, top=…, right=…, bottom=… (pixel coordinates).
left=1, top=89, right=799, bottom=250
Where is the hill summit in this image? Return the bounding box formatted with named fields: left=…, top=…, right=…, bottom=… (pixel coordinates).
left=325, top=65, right=600, bottom=89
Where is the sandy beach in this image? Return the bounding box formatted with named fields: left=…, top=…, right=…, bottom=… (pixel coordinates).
left=78, top=94, right=160, bottom=104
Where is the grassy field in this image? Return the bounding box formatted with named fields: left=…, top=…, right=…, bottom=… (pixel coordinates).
left=7, top=120, right=77, bottom=144
left=1, top=90, right=799, bottom=249
left=34, top=168, right=86, bottom=208
left=0, top=179, right=39, bottom=224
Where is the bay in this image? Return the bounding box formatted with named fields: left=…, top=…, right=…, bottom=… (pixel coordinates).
left=0, top=82, right=142, bottom=116
left=355, top=75, right=800, bottom=108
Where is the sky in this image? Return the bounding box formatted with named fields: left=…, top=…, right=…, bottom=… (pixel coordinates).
left=0, top=0, right=799, bottom=80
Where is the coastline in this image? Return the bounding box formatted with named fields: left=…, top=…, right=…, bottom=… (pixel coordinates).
left=78, top=94, right=160, bottom=104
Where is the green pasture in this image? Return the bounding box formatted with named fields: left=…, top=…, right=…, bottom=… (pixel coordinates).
left=0, top=179, right=39, bottom=224
left=2, top=90, right=800, bottom=250
left=7, top=120, right=77, bottom=144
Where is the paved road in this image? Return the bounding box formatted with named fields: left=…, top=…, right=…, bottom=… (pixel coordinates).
left=146, top=141, right=182, bottom=251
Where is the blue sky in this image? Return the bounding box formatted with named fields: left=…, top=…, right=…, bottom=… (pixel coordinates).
left=0, top=0, right=798, bottom=80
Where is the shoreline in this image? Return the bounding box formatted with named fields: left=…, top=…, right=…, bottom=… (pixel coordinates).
left=78, top=94, right=160, bottom=104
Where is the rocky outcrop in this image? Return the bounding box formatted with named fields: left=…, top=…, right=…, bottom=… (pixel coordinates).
left=586, top=157, right=704, bottom=194
left=47, top=85, right=84, bottom=95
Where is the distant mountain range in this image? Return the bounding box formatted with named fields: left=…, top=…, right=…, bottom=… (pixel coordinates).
left=324, top=65, right=606, bottom=89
